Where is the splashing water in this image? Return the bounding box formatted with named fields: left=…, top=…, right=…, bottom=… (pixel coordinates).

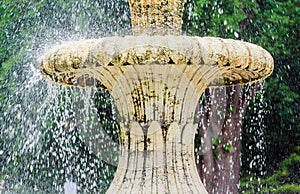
left=241, top=84, right=267, bottom=193
left=0, top=1, right=130, bottom=193
left=1, top=63, right=120, bottom=193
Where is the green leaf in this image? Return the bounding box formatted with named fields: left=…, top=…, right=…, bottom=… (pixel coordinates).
left=212, top=137, right=222, bottom=147
left=223, top=145, right=233, bottom=152
left=213, top=150, right=220, bottom=158
left=228, top=108, right=236, bottom=114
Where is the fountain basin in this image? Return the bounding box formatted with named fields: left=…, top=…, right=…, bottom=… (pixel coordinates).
left=40, top=35, right=273, bottom=193
left=40, top=35, right=273, bottom=89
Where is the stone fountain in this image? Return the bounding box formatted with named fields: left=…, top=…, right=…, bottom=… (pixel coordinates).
left=40, top=0, right=273, bottom=193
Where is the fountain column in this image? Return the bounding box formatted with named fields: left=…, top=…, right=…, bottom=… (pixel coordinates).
left=105, top=2, right=209, bottom=191
left=104, top=64, right=210, bottom=193
left=128, top=0, right=185, bottom=35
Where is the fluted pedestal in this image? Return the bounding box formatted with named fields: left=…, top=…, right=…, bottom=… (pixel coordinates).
left=104, top=65, right=208, bottom=193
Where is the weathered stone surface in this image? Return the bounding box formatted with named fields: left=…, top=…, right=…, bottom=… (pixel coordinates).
left=128, top=0, right=185, bottom=35
left=105, top=65, right=209, bottom=193
left=40, top=36, right=273, bottom=194
left=40, top=36, right=273, bottom=89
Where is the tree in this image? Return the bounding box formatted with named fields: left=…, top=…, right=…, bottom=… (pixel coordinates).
left=183, top=0, right=299, bottom=193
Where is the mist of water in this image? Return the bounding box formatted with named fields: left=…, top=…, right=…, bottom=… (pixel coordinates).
left=0, top=1, right=131, bottom=193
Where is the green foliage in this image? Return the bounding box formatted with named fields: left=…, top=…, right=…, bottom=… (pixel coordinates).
left=212, top=137, right=233, bottom=158
left=212, top=137, right=222, bottom=147
left=0, top=0, right=129, bottom=192
left=223, top=144, right=233, bottom=152
left=240, top=147, right=300, bottom=193
left=212, top=137, right=222, bottom=157
left=185, top=0, right=299, bottom=190
left=248, top=0, right=300, bottom=56
left=228, top=108, right=236, bottom=114
left=262, top=76, right=300, bottom=172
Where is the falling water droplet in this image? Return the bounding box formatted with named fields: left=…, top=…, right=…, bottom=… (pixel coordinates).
left=234, top=31, right=239, bottom=38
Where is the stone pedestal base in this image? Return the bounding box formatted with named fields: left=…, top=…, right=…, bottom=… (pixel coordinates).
left=107, top=121, right=207, bottom=193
